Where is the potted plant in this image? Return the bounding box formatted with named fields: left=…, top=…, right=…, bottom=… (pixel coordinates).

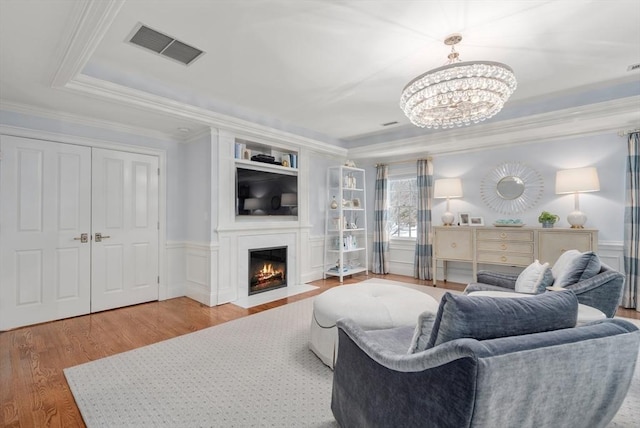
left=538, top=211, right=559, bottom=228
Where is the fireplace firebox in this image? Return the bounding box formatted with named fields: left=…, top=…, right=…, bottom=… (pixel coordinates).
left=248, top=246, right=287, bottom=295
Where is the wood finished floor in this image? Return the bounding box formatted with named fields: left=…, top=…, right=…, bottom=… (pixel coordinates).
left=1, top=273, right=638, bottom=427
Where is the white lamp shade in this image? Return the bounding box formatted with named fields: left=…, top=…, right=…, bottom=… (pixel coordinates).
left=281, top=193, right=297, bottom=206
left=555, top=167, right=600, bottom=194
left=244, top=198, right=261, bottom=210
left=434, top=178, right=463, bottom=199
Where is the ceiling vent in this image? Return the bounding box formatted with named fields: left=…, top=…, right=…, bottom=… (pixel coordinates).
left=128, top=24, right=204, bottom=66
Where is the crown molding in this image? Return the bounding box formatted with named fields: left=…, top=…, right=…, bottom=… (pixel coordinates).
left=0, top=124, right=167, bottom=158
left=64, top=74, right=345, bottom=156
left=347, top=96, right=640, bottom=161
left=50, top=0, right=125, bottom=88
left=0, top=100, right=179, bottom=142
left=47, top=0, right=344, bottom=155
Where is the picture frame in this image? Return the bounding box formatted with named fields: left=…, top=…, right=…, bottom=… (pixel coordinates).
left=469, top=216, right=485, bottom=226
left=459, top=212, right=470, bottom=226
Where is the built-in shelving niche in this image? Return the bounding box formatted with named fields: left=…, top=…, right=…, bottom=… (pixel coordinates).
left=234, top=139, right=299, bottom=219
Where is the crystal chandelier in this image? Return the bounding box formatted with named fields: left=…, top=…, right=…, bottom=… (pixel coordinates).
left=400, top=34, right=517, bottom=129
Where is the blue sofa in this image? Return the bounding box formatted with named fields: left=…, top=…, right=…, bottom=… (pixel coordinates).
left=331, top=291, right=639, bottom=428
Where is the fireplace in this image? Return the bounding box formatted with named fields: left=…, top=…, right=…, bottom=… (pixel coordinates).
left=248, top=246, right=287, bottom=295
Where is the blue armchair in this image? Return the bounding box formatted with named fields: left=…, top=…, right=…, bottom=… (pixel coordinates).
left=465, top=262, right=624, bottom=317
left=331, top=292, right=639, bottom=428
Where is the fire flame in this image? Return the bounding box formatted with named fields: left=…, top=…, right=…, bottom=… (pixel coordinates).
left=261, top=263, right=274, bottom=274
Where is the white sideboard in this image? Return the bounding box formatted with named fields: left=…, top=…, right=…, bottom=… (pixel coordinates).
left=432, top=226, right=598, bottom=285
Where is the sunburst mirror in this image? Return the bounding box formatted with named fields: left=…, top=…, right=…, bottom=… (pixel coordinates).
left=480, top=162, right=544, bottom=215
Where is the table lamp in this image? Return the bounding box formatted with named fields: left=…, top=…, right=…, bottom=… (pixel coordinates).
left=434, top=178, right=463, bottom=226
left=555, top=167, right=600, bottom=228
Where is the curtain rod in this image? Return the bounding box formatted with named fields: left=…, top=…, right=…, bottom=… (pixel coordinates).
left=618, top=128, right=640, bottom=136
left=375, top=157, right=432, bottom=167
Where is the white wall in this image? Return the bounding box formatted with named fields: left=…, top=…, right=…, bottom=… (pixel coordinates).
left=185, top=132, right=212, bottom=243
left=355, top=131, right=627, bottom=281
left=432, top=132, right=625, bottom=243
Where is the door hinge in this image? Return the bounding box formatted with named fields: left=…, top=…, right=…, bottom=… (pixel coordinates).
left=157, top=276, right=160, bottom=284
left=157, top=167, right=160, bottom=176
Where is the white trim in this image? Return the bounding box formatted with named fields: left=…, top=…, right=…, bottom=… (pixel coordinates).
left=64, top=74, right=345, bottom=156
left=1, top=101, right=179, bottom=142
left=0, top=125, right=169, bottom=303
left=348, top=96, right=640, bottom=160
left=50, top=0, right=125, bottom=88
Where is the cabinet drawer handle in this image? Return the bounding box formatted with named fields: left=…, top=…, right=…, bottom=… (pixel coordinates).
left=500, top=244, right=507, bottom=250
left=501, top=256, right=507, bottom=262
left=500, top=232, right=507, bottom=239
left=451, top=243, right=457, bottom=248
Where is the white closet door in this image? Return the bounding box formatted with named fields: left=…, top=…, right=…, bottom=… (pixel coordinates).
left=90, top=148, right=159, bottom=312
left=0, top=136, right=91, bottom=330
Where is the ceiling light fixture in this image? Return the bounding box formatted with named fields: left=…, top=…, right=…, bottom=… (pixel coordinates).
left=400, top=33, right=517, bottom=129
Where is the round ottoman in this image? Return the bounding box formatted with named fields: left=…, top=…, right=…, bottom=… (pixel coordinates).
left=309, top=282, right=439, bottom=368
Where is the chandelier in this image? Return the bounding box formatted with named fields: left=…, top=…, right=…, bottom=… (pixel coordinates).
left=400, top=33, right=517, bottom=129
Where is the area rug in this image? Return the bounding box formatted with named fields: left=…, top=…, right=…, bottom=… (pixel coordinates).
left=64, top=279, right=639, bottom=427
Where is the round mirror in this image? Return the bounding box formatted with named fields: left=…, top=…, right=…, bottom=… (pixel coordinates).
left=480, top=162, right=544, bottom=215
left=496, top=176, right=525, bottom=200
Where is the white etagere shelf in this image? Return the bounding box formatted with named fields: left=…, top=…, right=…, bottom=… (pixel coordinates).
left=323, top=166, right=369, bottom=282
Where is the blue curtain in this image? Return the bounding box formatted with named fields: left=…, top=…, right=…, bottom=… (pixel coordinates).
left=414, top=159, right=434, bottom=280
left=372, top=165, right=389, bottom=274
left=623, top=131, right=640, bottom=309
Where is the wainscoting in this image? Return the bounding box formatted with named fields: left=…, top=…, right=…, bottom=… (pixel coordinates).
left=164, top=239, right=624, bottom=305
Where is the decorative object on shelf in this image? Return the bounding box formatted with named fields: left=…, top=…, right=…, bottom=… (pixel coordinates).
left=251, top=153, right=279, bottom=164
left=330, top=196, right=338, bottom=209
left=494, top=219, right=525, bottom=227
left=399, top=33, right=517, bottom=129
left=481, top=162, right=544, bottom=215
left=242, top=148, right=251, bottom=160
left=538, top=211, right=560, bottom=228
left=469, top=216, right=484, bottom=226
left=459, top=212, right=470, bottom=226
left=434, top=178, right=463, bottom=226
left=352, top=198, right=361, bottom=208
left=555, top=167, right=600, bottom=229
left=345, top=160, right=356, bottom=167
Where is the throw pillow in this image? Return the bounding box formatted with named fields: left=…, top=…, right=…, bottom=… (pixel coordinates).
left=411, top=291, right=578, bottom=352
left=515, top=260, right=554, bottom=294
left=551, top=250, right=601, bottom=287
left=407, top=311, right=437, bottom=354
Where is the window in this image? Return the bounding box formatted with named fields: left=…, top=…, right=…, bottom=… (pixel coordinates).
left=388, top=177, right=417, bottom=238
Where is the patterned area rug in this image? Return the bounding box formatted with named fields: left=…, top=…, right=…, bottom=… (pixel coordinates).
left=64, top=279, right=639, bottom=427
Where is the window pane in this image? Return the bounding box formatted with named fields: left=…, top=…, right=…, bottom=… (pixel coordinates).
left=388, top=177, right=417, bottom=238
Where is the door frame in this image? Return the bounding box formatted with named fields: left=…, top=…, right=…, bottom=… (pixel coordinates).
left=0, top=125, right=169, bottom=300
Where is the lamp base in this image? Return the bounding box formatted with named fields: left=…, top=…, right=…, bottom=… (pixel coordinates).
left=567, top=210, right=587, bottom=229
left=442, top=211, right=455, bottom=226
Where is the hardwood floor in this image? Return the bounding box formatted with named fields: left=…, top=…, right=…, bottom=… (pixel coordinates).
left=0, top=273, right=637, bottom=427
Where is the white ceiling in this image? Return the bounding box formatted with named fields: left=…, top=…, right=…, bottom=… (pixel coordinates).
left=1, top=0, right=639, bottom=145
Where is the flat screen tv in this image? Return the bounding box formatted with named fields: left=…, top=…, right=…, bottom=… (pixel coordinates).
left=236, top=167, right=298, bottom=216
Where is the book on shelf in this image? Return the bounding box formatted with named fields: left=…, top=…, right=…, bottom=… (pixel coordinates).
left=234, top=143, right=245, bottom=159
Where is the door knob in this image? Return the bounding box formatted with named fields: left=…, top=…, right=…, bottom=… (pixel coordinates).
left=95, top=233, right=111, bottom=242
left=73, top=233, right=89, bottom=243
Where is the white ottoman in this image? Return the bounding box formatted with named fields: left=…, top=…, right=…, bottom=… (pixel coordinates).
left=309, top=282, right=439, bottom=368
